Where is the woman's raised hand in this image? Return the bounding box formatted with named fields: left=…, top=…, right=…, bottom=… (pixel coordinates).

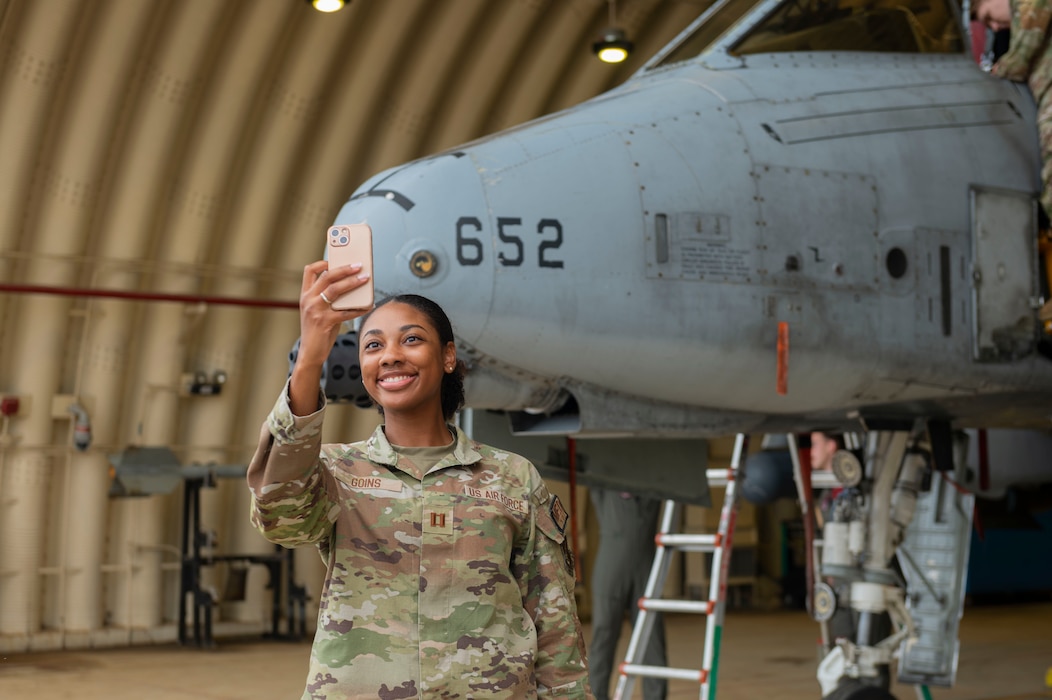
left=289, top=260, right=371, bottom=415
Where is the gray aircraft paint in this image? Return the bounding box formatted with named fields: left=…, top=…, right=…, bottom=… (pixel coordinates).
left=335, top=0, right=1051, bottom=438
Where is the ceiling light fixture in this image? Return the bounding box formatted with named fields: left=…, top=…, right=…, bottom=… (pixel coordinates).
left=593, top=1, right=633, bottom=63
left=308, top=0, right=347, bottom=13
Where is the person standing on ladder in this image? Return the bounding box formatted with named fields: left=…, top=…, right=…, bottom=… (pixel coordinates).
left=588, top=487, right=668, bottom=700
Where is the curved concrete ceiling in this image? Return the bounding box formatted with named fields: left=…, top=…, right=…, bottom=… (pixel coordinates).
left=0, top=0, right=712, bottom=643
left=0, top=0, right=705, bottom=449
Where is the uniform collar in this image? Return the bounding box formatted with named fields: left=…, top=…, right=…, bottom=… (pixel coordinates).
left=364, top=423, right=483, bottom=471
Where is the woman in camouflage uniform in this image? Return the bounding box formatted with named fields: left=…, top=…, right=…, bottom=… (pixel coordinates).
left=247, top=259, right=593, bottom=699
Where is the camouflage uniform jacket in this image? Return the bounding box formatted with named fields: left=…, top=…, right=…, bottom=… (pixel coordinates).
left=993, top=0, right=1052, bottom=100
left=247, top=385, right=593, bottom=700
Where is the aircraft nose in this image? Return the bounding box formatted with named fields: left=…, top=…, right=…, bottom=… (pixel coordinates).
left=332, top=154, right=492, bottom=343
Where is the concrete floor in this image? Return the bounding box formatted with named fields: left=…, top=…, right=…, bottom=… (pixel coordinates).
left=0, top=602, right=1049, bottom=699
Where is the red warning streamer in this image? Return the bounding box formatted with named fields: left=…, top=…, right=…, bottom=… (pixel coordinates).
left=776, top=321, right=789, bottom=395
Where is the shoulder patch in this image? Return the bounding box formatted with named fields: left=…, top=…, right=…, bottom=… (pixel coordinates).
left=549, top=494, right=569, bottom=535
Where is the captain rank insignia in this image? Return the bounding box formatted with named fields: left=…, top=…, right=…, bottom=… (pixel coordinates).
left=423, top=508, right=454, bottom=535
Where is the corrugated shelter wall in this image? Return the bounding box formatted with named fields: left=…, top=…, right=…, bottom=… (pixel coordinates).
left=0, top=0, right=702, bottom=650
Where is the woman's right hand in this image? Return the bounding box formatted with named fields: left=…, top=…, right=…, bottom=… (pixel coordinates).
left=289, top=260, right=371, bottom=415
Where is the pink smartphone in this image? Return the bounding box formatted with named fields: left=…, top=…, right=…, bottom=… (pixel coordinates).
left=325, top=223, right=374, bottom=311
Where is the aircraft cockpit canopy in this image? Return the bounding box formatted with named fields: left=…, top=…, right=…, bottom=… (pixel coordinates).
left=652, top=0, right=964, bottom=67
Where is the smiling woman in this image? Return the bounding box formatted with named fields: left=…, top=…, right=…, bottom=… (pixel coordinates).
left=356, top=295, right=463, bottom=444
left=245, top=263, right=593, bottom=699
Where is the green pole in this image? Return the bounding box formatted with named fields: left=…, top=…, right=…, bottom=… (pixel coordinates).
left=707, top=625, right=723, bottom=700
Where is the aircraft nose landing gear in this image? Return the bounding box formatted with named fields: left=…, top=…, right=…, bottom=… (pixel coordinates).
left=804, top=422, right=974, bottom=700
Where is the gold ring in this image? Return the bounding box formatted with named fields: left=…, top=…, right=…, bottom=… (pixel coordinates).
left=320, top=291, right=333, bottom=305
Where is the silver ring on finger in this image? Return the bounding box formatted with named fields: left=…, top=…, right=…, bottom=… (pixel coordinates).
left=320, top=291, right=333, bottom=305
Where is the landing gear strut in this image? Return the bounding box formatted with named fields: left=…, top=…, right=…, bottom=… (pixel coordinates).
left=793, top=420, right=973, bottom=700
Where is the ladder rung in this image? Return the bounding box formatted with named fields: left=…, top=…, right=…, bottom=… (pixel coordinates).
left=705, top=467, right=735, bottom=486
left=638, top=598, right=715, bottom=615
left=620, top=663, right=709, bottom=683
left=656, top=532, right=720, bottom=551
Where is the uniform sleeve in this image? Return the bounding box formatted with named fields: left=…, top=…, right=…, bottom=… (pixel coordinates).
left=246, top=380, right=339, bottom=548
left=517, top=467, right=595, bottom=699
left=993, top=0, right=1052, bottom=81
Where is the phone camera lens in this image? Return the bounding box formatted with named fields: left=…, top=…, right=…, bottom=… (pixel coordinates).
left=339, top=236, right=349, bottom=245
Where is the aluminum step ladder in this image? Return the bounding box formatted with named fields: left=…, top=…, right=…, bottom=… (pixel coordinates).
left=613, top=433, right=749, bottom=700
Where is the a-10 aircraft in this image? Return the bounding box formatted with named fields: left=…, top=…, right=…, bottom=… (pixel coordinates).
left=318, top=0, right=1052, bottom=696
